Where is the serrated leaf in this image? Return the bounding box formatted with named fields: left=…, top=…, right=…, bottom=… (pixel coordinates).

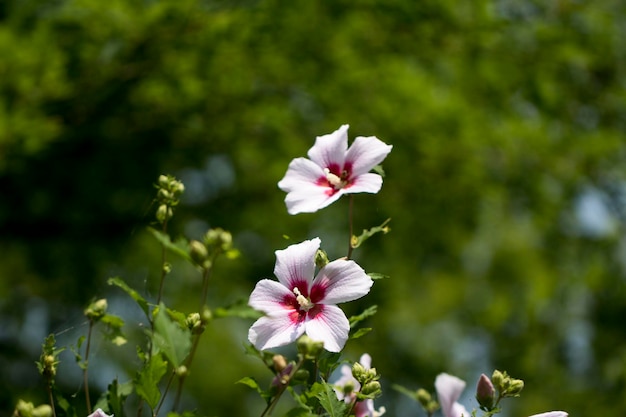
left=152, top=303, right=192, bottom=368
left=237, top=377, right=263, bottom=393
left=108, top=277, right=149, bottom=318
left=101, top=378, right=132, bottom=417
left=350, top=218, right=391, bottom=249
left=147, top=227, right=192, bottom=262
left=315, top=381, right=348, bottom=417
left=349, top=305, right=378, bottom=328
left=350, top=327, right=372, bottom=339
left=135, top=353, right=167, bottom=410
left=317, top=351, right=342, bottom=376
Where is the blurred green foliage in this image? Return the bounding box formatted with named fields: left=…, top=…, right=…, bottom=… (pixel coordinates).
left=2, top=0, right=626, bottom=415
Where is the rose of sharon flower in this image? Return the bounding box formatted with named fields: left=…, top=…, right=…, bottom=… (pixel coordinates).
left=248, top=238, right=373, bottom=352
left=334, top=353, right=386, bottom=417
left=278, top=124, right=392, bottom=215
left=434, top=373, right=568, bottom=417
left=435, top=373, right=470, bottom=417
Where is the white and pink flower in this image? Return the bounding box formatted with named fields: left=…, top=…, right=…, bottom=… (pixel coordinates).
left=434, top=373, right=567, bottom=417
left=278, top=124, right=392, bottom=215
left=247, top=238, right=373, bottom=352
left=334, top=353, right=386, bottom=417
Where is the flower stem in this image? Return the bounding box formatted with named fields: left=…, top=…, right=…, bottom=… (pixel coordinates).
left=155, top=369, right=176, bottom=417
left=260, top=357, right=306, bottom=417
left=46, top=382, right=57, bottom=417
left=156, top=220, right=168, bottom=305
left=347, top=194, right=354, bottom=259
left=83, top=320, right=94, bottom=415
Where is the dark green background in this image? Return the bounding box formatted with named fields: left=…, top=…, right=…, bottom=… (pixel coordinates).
left=2, top=0, right=626, bottom=415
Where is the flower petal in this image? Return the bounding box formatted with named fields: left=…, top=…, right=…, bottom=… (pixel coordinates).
left=283, top=184, right=343, bottom=215
left=248, top=279, right=294, bottom=315
left=345, top=136, right=392, bottom=177
left=274, top=238, right=320, bottom=290
left=312, top=259, right=373, bottom=304
left=248, top=311, right=305, bottom=350
left=307, top=124, right=349, bottom=170
left=359, top=353, right=372, bottom=369
left=278, top=157, right=326, bottom=192
left=305, top=304, right=349, bottom=352
left=528, top=413, right=568, bottom=417
left=435, top=373, right=467, bottom=417
left=344, top=173, right=383, bottom=195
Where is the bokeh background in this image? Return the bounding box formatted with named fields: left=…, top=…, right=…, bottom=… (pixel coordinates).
left=2, top=0, right=626, bottom=415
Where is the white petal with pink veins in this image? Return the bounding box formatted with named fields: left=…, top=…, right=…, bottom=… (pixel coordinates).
left=307, top=124, right=349, bottom=169
left=248, top=311, right=305, bottom=351
left=345, top=173, right=383, bottom=194
left=435, top=373, right=468, bottom=417
left=248, top=279, right=294, bottom=315
left=314, top=259, right=373, bottom=304
left=278, top=157, right=325, bottom=192
left=304, top=304, right=349, bottom=352
left=283, top=185, right=343, bottom=215
left=345, top=136, right=393, bottom=177
left=273, top=238, right=319, bottom=289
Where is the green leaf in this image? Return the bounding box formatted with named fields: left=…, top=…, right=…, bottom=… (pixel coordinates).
left=392, top=384, right=420, bottom=401
left=135, top=353, right=167, bottom=410
left=349, top=305, right=378, bottom=328
left=152, top=303, right=192, bottom=368
left=350, top=218, right=391, bottom=249
left=108, top=277, right=149, bottom=318
left=101, top=313, right=127, bottom=346
left=367, top=272, right=389, bottom=280
left=350, top=327, right=372, bottom=339
left=315, top=381, right=348, bottom=417
left=236, top=377, right=263, bottom=393
left=95, top=378, right=132, bottom=417
left=147, top=227, right=192, bottom=262
left=214, top=299, right=262, bottom=319
left=283, top=407, right=317, bottom=417
left=317, top=351, right=342, bottom=376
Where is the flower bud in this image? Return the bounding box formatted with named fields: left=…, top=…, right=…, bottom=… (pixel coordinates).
left=157, top=188, right=172, bottom=202
left=296, top=335, right=324, bottom=358
left=201, top=306, right=213, bottom=323
left=156, top=204, right=172, bottom=223
left=31, top=405, right=52, bottom=417
left=293, top=369, right=309, bottom=382
left=491, top=369, right=504, bottom=391
left=315, top=249, right=329, bottom=268
left=342, top=380, right=356, bottom=396
left=361, top=380, right=382, bottom=397
left=189, top=240, right=209, bottom=266
left=176, top=365, right=188, bottom=377
left=351, top=362, right=367, bottom=382
left=416, top=388, right=431, bottom=407
left=476, top=373, right=496, bottom=410
left=158, top=175, right=169, bottom=188
left=272, top=355, right=288, bottom=372
left=505, top=378, right=524, bottom=397
left=186, top=313, right=204, bottom=334
left=84, top=298, right=108, bottom=321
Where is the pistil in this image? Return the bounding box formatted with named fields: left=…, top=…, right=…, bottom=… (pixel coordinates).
left=293, top=287, right=313, bottom=311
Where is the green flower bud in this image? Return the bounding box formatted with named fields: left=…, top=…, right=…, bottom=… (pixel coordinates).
left=84, top=298, right=108, bottom=321
left=201, top=306, right=213, bottom=323
left=361, top=380, right=382, bottom=397
left=204, top=228, right=233, bottom=252
left=158, top=175, right=169, bottom=188
left=476, top=373, right=496, bottom=410
left=296, top=335, right=324, bottom=358
left=186, top=313, right=204, bottom=334
left=31, top=405, right=52, bottom=417
left=172, top=181, right=185, bottom=196
left=342, top=380, right=356, bottom=396
left=157, top=188, right=172, bottom=202
left=15, top=400, right=35, bottom=417
left=351, top=362, right=367, bottom=382
left=491, top=369, right=504, bottom=391
left=189, top=240, right=209, bottom=266
left=176, top=365, right=188, bottom=377
left=505, top=378, right=524, bottom=397
left=416, top=388, right=431, bottom=407
left=156, top=204, right=172, bottom=223
left=315, top=249, right=329, bottom=268
left=293, top=369, right=309, bottom=382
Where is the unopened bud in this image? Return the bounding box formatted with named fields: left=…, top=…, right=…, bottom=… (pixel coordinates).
left=315, top=249, right=329, bottom=268
left=506, top=378, right=524, bottom=397
left=172, top=181, right=185, bottom=196
left=201, top=306, right=212, bottom=323
left=293, top=369, right=309, bottom=382
left=176, top=365, right=188, bottom=377
left=189, top=240, right=209, bottom=266
left=158, top=175, right=169, bottom=188
left=361, top=380, right=382, bottom=396
left=342, top=380, right=356, bottom=396
left=416, top=388, right=431, bottom=407
left=204, top=228, right=233, bottom=252
left=476, top=373, right=496, bottom=410
left=352, top=362, right=367, bottom=382
left=296, top=335, right=324, bottom=358
left=84, top=298, right=108, bottom=321
left=186, top=313, right=204, bottom=334
left=491, top=369, right=504, bottom=391
left=156, top=204, right=172, bottom=223
left=272, top=355, right=288, bottom=372
left=157, top=188, right=172, bottom=202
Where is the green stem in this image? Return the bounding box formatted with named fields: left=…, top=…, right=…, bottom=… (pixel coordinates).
left=260, top=357, right=306, bottom=417
left=154, top=369, right=176, bottom=417
left=156, top=220, right=168, bottom=305
left=347, top=195, right=354, bottom=259
left=46, top=382, right=57, bottom=417
left=83, top=320, right=94, bottom=415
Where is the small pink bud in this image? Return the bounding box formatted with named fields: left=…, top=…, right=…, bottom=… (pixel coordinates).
left=476, top=373, right=496, bottom=411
